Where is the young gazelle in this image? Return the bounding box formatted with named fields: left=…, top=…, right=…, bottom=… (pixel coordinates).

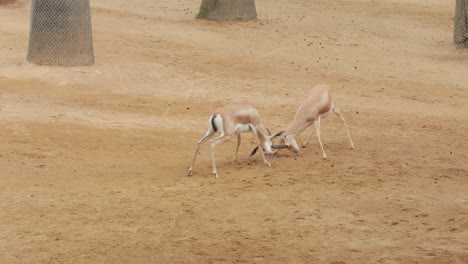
left=253, top=84, right=354, bottom=159
left=188, top=104, right=273, bottom=178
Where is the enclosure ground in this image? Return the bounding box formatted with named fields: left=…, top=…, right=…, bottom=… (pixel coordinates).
left=0, top=0, right=467, bottom=263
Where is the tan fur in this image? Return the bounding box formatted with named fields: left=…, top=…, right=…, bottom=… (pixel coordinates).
left=278, top=84, right=354, bottom=159
left=213, top=104, right=266, bottom=135
left=285, top=85, right=332, bottom=136
left=188, top=104, right=272, bottom=178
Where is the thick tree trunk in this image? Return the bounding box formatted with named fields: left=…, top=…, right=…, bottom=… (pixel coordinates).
left=0, top=0, right=16, bottom=5
left=197, top=0, right=257, bottom=21
left=27, top=0, right=94, bottom=66
left=454, top=0, right=468, bottom=46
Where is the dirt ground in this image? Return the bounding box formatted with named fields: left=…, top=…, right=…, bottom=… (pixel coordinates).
left=1, top=0, right=467, bottom=263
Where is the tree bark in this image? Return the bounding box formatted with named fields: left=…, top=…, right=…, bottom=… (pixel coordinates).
left=27, top=0, right=94, bottom=66
left=197, top=0, right=257, bottom=21
left=0, top=0, right=16, bottom=5
left=454, top=0, right=468, bottom=46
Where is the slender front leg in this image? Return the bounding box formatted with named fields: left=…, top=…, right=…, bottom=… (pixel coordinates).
left=188, top=130, right=215, bottom=176
left=314, top=117, right=328, bottom=160
left=233, top=134, right=241, bottom=164
left=210, top=135, right=231, bottom=178
left=333, top=108, right=355, bottom=149
left=302, top=126, right=316, bottom=148
left=248, top=124, right=271, bottom=167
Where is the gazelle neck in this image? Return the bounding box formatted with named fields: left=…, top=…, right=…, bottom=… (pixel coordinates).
left=284, top=119, right=310, bottom=138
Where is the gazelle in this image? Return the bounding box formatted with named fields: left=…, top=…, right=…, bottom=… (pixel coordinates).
left=188, top=104, right=273, bottom=178
left=252, top=84, right=354, bottom=159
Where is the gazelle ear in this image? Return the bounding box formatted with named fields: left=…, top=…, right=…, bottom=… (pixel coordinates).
left=250, top=146, right=259, bottom=158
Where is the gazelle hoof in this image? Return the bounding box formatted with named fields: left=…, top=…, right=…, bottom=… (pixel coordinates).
left=213, top=172, right=218, bottom=178
left=187, top=169, right=193, bottom=176
left=232, top=160, right=238, bottom=165
left=265, top=162, right=272, bottom=168
left=322, top=156, right=328, bottom=160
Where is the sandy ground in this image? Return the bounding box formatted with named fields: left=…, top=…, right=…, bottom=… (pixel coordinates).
left=1, top=0, right=468, bottom=263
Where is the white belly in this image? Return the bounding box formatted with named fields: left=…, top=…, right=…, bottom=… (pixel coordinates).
left=234, top=124, right=251, bottom=134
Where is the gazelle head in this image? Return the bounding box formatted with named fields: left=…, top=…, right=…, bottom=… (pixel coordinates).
left=278, top=134, right=300, bottom=153
left=250, top=130, right=297, bottom=158
left=249, top=128, right=274, bottom=157
left=262, top=137, right=273, bottom=155
left=261, top=128, right=273, bottom=155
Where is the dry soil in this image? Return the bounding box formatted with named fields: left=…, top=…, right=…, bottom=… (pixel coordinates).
left=1, top=0, right=467, bottom=263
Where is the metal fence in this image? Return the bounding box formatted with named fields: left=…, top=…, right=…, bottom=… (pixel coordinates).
left=27, top=0, right=94, bottom=66
left=454, top=0, right=468, bottom=47
left=197, top=0, right=257, bottom=20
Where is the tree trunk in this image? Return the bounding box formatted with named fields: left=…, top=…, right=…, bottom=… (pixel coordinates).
left=27, top=0, right=94, bottom=66
left=197, top=0, right=257, bottom=21
left=0, top=0, right=16, bottom=5
left=454, top=0, right=468, bottom=46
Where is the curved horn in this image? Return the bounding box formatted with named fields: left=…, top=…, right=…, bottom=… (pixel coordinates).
left=272, top=144, right=288, bottom=149
left=271, top=144, right=298, bottom=153
left=250, top=146, right=259, bottom=158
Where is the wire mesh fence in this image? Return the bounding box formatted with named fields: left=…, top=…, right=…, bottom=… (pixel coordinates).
left=27, top=0, right=94, bottom=66
left=197, top=0, right=257, bottom=21
left=454, top=0, right=468, bottom=47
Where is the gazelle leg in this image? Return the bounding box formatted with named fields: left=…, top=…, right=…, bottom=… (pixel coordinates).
left=314, top=117, right=328, bottom=160
left=302, top=126, right=316, bottom=148
left=210, top=135, right=231, bottom=178
left=188, top=129, right=215, bottom=175
left=248, top=124, right=271, bottom=167
left=233, top=134, right=241, bottom=164
left=333, top=107, right=355, bottom=149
